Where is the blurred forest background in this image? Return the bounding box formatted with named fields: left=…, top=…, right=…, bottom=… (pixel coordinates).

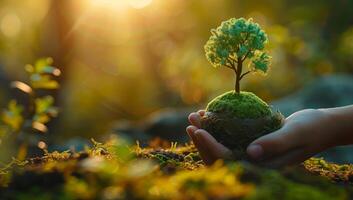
left=0, top=0, right=352, bottom=150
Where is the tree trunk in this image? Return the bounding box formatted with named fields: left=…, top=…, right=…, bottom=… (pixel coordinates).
left=38, top=0, right=75, bottom=141
left=235, top=60, right=242, bottom=93
left=235, top=78, right=240, bottom=93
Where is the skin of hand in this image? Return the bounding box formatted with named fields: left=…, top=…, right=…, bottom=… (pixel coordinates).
left=186, top=108, right=343, bottom=168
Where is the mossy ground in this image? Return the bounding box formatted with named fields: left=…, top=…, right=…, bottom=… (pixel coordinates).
left=206, top=91, right=271, bottom=119
left=0, top=138, right=352, bottom=200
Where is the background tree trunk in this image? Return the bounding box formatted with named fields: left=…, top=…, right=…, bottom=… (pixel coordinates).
left=38, top=0, right=76, bottom=140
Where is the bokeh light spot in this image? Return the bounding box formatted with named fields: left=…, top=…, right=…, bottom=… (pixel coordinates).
left=0, top=13, right=21, bottom=38
left=37, top=141, right=47, bottom=149
left=53, top=68, right=62, bottom=76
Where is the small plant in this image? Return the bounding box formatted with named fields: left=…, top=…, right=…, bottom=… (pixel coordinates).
left=201, top=18, right=283, bottom=159
left=204, top=18, right=271, bottom=93
left=0, top=58, right=60, bottom=156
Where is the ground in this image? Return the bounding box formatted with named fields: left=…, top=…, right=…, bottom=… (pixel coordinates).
left=0, top=138, right=352, bottom=200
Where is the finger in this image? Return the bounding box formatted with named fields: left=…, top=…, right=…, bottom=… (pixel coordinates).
left=247, top=124, right=297, bottom=161
left=197, top=110, right=206, bottom=117
left=193, top=130, right=217, bottom=165
left=186, top=127, right=213, bottom=164
left=186, top=125, right=198, bottom=141
left=194, top=129, right=232, bottom=165
left=195, top=129, right=231, bottom=158
left=188, top=112, right=202, bottom=128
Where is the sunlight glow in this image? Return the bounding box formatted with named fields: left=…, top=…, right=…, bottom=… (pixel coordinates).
left=88, top=0, right=153, bottom=10
left=129, top=0, right=153, bottom=9
left=88, top=0, right=128, bottom=11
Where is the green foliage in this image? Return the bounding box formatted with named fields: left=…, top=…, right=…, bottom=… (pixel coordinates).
left=252, top=51, right=271, bottom=74
left=0, top=58, right=60, bottom=142
left=34, top=96, right=58, bottom=124
left=247, top=171, right=346, bottom=200
left=1, top=100, right=24, bottom=132
left=206, top=91, right=271, bottom=119
left=304, top=158, right=353, bottom=183
left=25, top=58, right=61, bottom=89
left=205, top=18, right=271, bottom=73
left=204, top=18, right=272, bottom=92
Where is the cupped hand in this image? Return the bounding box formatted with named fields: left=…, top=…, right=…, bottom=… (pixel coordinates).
left=186, top=109, right=335, bottom=168
left=186, top=110, right=232, bottom=165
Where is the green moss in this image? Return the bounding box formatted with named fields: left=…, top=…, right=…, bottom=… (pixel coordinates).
left=206, top=91, right=271, bottom=119
left=246, top=171, right=346, bottom=200
left=0, top=141, right=352, bottom=199
left=304, top=158, right=353, bottom=184
left=202, top=91, right=284, bottom=157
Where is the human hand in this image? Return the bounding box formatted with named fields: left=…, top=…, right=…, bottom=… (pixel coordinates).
left=186, top=110, right=232, bottom=165
left=186, top=109, right=336, bottom=168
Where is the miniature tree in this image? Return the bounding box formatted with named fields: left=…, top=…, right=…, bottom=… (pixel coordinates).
left=204, top=18, right=271, bottom=93
left=201, top=18, right=283, bottom=160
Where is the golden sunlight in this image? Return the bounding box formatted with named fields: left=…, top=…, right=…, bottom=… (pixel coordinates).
left=129, top=0, right=153, bottom=9
left=87, top=0, right=128, bottom=12
left=88, top=0, right=153, bottom=10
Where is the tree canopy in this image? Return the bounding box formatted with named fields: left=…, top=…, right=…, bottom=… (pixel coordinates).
left=204, top=18, right=272, bottom=92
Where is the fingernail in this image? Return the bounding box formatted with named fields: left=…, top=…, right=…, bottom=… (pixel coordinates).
left=247, top=144, right=264, bottom=160
left=186, top=126, right=195, bottom=136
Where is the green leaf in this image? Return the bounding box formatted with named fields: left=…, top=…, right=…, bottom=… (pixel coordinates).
left=42, top=66, right=61, bottom=76
left=0, top=125, right=9, bottom=139
left=253, top=60, right=269, bottom=73
left=35, top=96, right=54, bottom=114
left=251, top=52, right=271, bottom=74
left=29, top=58, right=60, bottom=89
left=31, top=75, right=59, bottom=89
left=32, top=80, right=59, bottom=89
left=34, top=57, right=53, bottom=74
left=1, top=100, right=24, bottom=131
left=34, top=96, right=58, bottom=124
left=237, top=45, right=248, bottom=57
left=33, top=114, right=51, bottom=124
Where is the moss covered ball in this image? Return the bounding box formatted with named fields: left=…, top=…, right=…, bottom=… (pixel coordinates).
left=206, top=91, right=271, bottom=119
left=201, top=91, right=284, bottom=160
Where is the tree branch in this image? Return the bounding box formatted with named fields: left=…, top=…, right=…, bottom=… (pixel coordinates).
left=239, top=70, right=252, bottom=80
left=243, top=32, right=250, bottom=44
left=229, top=56, right=238, bottom=63
left=225, top=63, right=234, bottom=70
left=226, top=58, right=237, bottom=72
left=231, top=61, right=238, bottom=73
left=241, top=50, right=252, bottom=62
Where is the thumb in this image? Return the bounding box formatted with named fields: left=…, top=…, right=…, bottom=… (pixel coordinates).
left=247, top=125, right=294, bottom=161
